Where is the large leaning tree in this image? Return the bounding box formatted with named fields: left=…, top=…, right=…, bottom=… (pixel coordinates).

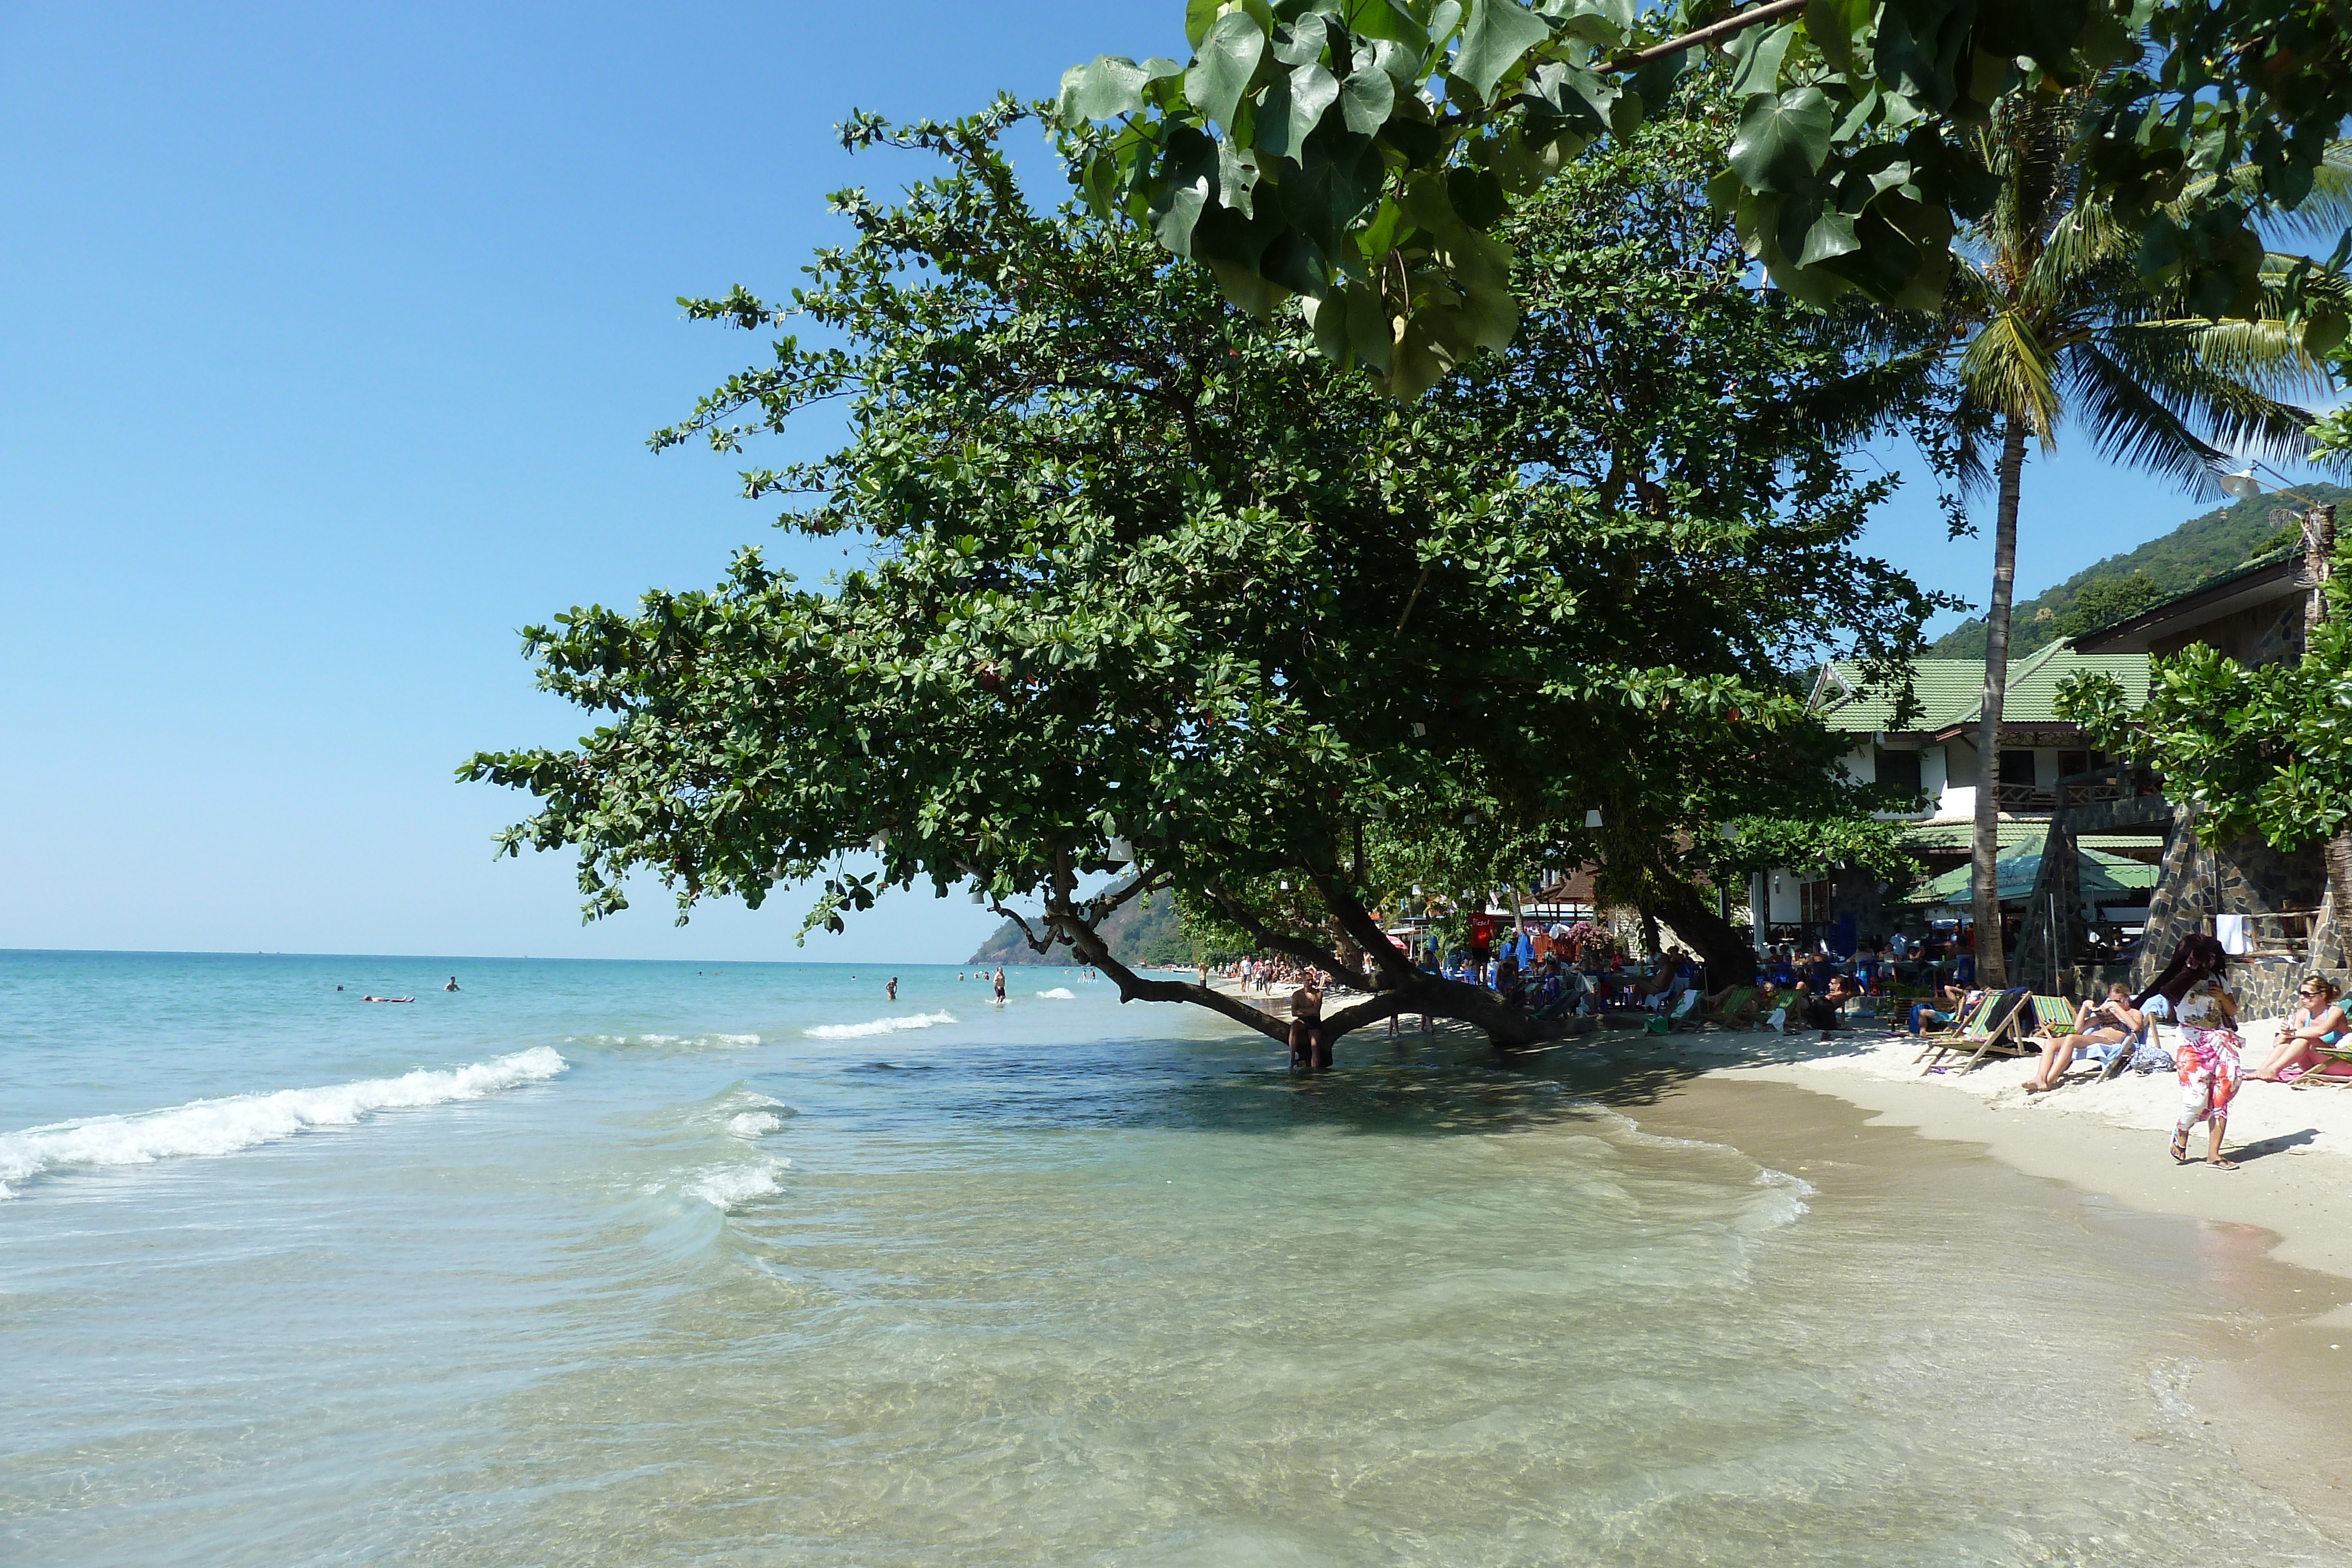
left=1059, top=0, right=2352, bottom=397
left=465, top=99, right=1942, bottom=1051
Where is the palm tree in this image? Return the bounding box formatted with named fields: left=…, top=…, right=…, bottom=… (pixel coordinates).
left=1934, top=91, right=2333, bottom=985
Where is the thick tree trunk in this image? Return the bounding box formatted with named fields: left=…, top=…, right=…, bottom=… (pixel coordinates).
left=1970, top=417, right=2028, bottom=987
left=2322, top=834, right=2352, bottom=971
left=1645, top=874, right=1760, bottom=986
left=2312, top=504, right=2348, bottom=969
left=1055, top=873, right=1592, bottom=1059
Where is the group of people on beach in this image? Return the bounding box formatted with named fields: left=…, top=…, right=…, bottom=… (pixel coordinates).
left=1904, top=930, right=2349, bottom=1171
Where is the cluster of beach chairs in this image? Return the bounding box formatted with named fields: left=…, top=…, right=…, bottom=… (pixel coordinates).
left=1907, top=987, right=2352, bottom=1087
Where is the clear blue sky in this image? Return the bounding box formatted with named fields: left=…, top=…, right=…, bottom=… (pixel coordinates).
left=0, top=4, right=2333, bottom=963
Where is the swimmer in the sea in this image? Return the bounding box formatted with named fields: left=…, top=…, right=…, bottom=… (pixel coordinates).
left=992, top=967, right=1007, bottom=1004
left=360, top=995, right=415, bottom=1004
left=443, top=977, right=460, bottom=992
left=887, top=977, right=899, bottom=1002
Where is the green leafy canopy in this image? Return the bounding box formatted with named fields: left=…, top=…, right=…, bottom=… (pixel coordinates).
left=465, top=102, right=1950, bottom=1044
left=1058, top=1, right=2352, bottom=396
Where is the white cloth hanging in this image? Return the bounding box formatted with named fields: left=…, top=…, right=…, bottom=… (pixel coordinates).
left=2216, top=914, right=2251, bottom=955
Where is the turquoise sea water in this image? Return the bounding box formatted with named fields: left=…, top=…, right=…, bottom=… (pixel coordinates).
left=2, top=948, right=2344, bottom=1565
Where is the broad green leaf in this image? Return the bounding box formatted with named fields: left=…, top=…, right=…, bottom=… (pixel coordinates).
left=1728, top=86, right=1833, bottom=194
left=1803, top=0, right=1870, bottom=73
left=1150, top=129, right=1218, bottom=254
left=1187, top=10, right=1268, bottom=131
left=1796, top=208, right=1860, bottom=266
left=1457, top=269, right=1518, bottom=350
left=1455, top=0, right=1553, bottom=105
left=1271, top=14, right=1331, bottom=66
left=1254, top=73, right=1299, bottom=158
left=1446, top=163, right=1507, bottom=228
left=1342, top=0, right=1425, bottom=48
left=1056, top=56, right=1184, bottom=123
left=1340, top=65, right=1395, bottom=134
left=1186, top=0, right=1274, bottom=47
left=1726, top=22, right=1794, bottom=100
left=1288, top=61, right=1342, bottom=148
left=1217, top=138, right=1261, bottom=215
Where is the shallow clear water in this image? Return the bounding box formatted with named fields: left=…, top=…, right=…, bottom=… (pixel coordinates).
left=2, top=950, right=2343, bottom=1565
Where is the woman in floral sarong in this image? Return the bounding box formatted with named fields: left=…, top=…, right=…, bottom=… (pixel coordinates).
left=2169, top=978, right=2242, bottom=1169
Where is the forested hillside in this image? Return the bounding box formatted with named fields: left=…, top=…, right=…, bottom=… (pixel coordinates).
left=967, top=884, right=1202, bottom=968
left=1927, top=483, right=2348, bottom=661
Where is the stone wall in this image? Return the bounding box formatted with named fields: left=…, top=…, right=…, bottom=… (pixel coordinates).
left=2130, top=801, right=2343, bottom=1016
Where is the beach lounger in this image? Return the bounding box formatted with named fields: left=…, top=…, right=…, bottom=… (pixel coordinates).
left=2030, top=999, right=2156, bottom=1092
left=2290, top=1041, right=2352, bottom=1089
left=1912, top=992, right=1997, bottom=1066
left=1700, top=987, right=1758, bottom=1030
left=1917, top=989, right=2032, bottom=1074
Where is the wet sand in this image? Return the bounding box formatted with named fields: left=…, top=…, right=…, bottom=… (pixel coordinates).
left=1618, top=1058, right=2352, bottom=1542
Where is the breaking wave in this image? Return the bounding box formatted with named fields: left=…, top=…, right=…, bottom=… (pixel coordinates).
left=0, top=1048, right=569, bottom=1198
left=1035, top=988, right=1077, bottom=1000
left=686, top=1158, right=790, bottom=1210
left=803, top=1011, right=956, bottom=1040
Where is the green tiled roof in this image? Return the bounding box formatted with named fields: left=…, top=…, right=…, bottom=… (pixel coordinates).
left=1897, top=821, right=2162, bottom=854
left=1897, top=820, right=2053, bottom=852
left=1815, top=642, right=2148, bottom=733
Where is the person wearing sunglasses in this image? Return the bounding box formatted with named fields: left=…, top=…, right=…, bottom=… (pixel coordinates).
left=2249, top=977, right=2349, bottom=1083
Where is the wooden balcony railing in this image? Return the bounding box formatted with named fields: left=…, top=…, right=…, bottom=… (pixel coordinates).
left=2056, top=763, right=2164, bottom=809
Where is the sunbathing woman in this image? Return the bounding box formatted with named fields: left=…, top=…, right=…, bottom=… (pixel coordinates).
left=2023, top=984, right=2143, bottom=1094
left=2248, top=976, right=2348, bottom=1082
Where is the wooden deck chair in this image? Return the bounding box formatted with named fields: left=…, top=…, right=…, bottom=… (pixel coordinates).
left=1690, top=987, right=1756, bottom=1030
left=2290, top=1041, right=2352, bottom=1089
left=2029, top=998, right=2153, bottom=1092
left=1918, top=989, right=2033, bottom=1074
left=1912, top=991, right=1997, bottom=1067
left=1987, top=993, right=2076, bottom=1068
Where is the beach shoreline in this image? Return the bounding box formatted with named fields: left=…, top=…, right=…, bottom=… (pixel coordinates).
left=1622, top=1069, right=2352, bottom=1544
left=1659, top=1017, right=2352, bottom=1306
left=1212, top=967, right=2352, bottom=1305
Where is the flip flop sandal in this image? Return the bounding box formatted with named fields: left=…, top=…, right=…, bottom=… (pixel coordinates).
left=2170, top=1131, right=2191, bottom=1165
left=2206, top=1157, right=2240, bottom=1171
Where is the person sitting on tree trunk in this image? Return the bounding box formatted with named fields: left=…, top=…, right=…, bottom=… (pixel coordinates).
left=1288, top=973, right=1326, bottom=1071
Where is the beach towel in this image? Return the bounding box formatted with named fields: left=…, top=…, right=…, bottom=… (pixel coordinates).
left=2216, top=914, right=2251, bottom=955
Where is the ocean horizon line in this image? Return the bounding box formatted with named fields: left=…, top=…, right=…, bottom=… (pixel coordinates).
left=0, top=946, right=1029, bottom=969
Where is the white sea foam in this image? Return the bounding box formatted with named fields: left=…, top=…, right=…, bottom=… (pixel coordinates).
left=1752, top=1167, right=1815, bottom=1219
left=803, top=1010, right=956, bottom=1039
left=0, top=1048, right=569, bottom=1198
left=576, top=1031, right=760, bottom=1049
left=686, top=1158, right=790, bottom=1209
left=725, top=1111, right=784, bottom=1138
left=1035, top=988, right=1077, bottom=1000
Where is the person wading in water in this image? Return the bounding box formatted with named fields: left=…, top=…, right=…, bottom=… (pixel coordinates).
left=1289, top=972, right=1327, bottom=1071
left=992, top=967, right=1007, bottom=1005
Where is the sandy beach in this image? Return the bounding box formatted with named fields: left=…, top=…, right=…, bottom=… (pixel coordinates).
left=1219, top=971, right=2352, bottom=1303
left=1224, top=972, right=2352, bottom=1528
left=1658, top=1013, right=2352, bottom=1301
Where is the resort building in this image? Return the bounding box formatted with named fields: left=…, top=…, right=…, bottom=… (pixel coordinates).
left=1755, top=643, right=2151, bottom=949
left=1762, top=505, right=2345, bottom=1014
left=2033, top=517, right=2347, bottom=1014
